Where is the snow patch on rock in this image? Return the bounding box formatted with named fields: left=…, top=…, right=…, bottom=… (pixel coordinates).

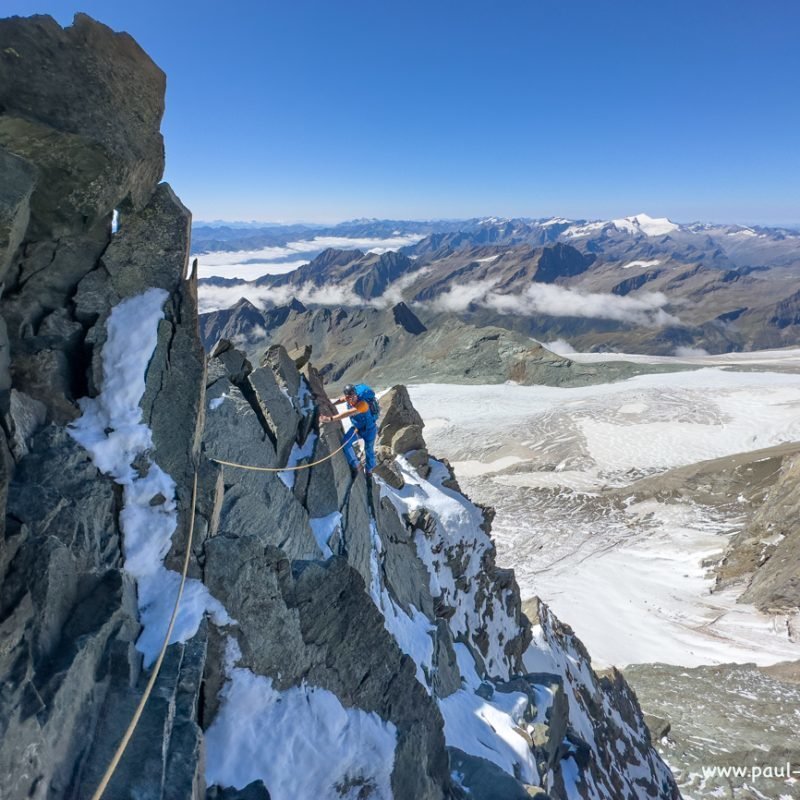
left=69, top=288, right=230, bottom=666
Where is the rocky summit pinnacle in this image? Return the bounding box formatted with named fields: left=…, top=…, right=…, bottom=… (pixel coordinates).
left=0, top=13, right=681, bottom=800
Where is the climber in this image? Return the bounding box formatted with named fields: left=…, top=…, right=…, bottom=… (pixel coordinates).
left=319, top=383, right=379, bottom=478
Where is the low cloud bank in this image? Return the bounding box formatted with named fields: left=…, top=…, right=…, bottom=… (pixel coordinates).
left=544, top=338, right=577, bottom=355
left=200, top=268, right=677, bottom=329
left=198, top=268, right=432, bottom=315
left=428, top=280, right=679, bottom=327
left=674, top=346, right=711, bottom=357
left=199, top=282, right=363, bottom=315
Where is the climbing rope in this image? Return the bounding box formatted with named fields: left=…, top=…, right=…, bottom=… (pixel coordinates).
left=209, top=431, right=352, bottom=472
left=90, top=469, right=200, bottom=800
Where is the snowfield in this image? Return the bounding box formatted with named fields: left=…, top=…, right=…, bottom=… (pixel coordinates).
left=408, top=359, right=800, bottom=669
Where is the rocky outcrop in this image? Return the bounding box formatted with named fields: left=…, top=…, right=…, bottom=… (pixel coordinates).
left=0, top=14, right=682, bottom=800
left=374, top=385, right=429, bottom=486
left=736, top=450, right=800, bottom=611
left=200, top=297, right=269, bottom=351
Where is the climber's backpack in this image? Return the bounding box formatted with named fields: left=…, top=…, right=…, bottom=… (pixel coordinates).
left=354, top=383, right=380, bottom=422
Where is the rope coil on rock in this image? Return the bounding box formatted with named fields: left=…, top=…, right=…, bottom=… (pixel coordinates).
left=90, top=469, right=200, bottom=800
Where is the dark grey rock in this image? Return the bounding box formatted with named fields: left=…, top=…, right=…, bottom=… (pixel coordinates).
left=4, top=388, right=47, bottom=460
left=0, top=317, right=10, bottom=393
left=340, top=471, right=374, bottom=586
left=10, top=341, right=78, bottom=424
left=378, top=385, right=425, bottom=431
left=141, top=277, right=206, bottom=574
left=262, top=344, right=301, bottom=400
left=3, top=216, right=111, bottom=338
left=163, top=625, right=210, bottom=800
left=376, top=386, right=428, bottom=477
left=0, top=559, right=139, bottom=800
left=392, top=301, right=427, bottom=335
left=300, top=363, right=337, bottom=417
left=206, top=780, right=271, bottom=799
left=373, top=458, right=405, bottom=489
left=448, top=748, right=536, bottom=800
left=0, top=13, right=165, bottom=218
left=303, top=429, right=348, bottom=518
left=7, top=424, right=120, bottom=566
left=432, top=620, right=462, bottom=698
left=217, top=474, right=319, bottom=562
left=247, top=365, right=300, bottom=466
left=204, top=539, right=307, bottom=690
left=37, top=307, right=84, bottom=348
left=391, top=425, right=427, bottom=454
left=79, top=628, right=208, bottom=800
left=203, top=379, right=277, bottom=470
left=74, top=266, right=120, bottom=325
left=203, top=379, right=318, bottom=560
left=406, top=448, right=431, bottom=477
left=0, top=426, right=12, bottom=538
left=209, top=339, right=253, bottom=385
left=101, top=183, right=190, bottom=298
left=643, top=713, right=671, bottom=741
left=372, top=491, right=434, bottom=618
left=0, top=148, right=35, bottom=284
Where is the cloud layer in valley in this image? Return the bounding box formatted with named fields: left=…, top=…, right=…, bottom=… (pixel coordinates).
left=198, top=267, right=432, bottom=315
left=194, top=234, right=425, bottom=281
left=429, top=280, right=679, bottom=327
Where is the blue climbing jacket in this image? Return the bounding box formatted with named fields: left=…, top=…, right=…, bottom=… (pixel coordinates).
left=348, top=383, right=379, bottom=436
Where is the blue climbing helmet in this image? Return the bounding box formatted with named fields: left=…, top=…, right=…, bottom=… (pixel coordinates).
left=344, top=383, right=380, bottom=422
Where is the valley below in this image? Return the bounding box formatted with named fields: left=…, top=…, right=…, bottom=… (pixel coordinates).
left=408, top=352, right=800, bottom=800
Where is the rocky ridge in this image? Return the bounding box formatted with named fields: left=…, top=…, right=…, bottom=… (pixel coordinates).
left=0, top=13, right=680, bottom=800
left=199, top=298, right=673, bottom=392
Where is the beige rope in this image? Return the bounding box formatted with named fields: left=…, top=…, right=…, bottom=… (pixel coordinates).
left=209, top=435, right=349, bottom=472
left=90, top=469, right=200, bottom=800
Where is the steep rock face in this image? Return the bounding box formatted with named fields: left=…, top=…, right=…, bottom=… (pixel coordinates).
left=0, top=13, right=166, bottom=413
left=0, top=13, right=206, bottom=800
left=737, top=451, right=800, bottom=611
left=526, top=601, right=679, bottom=800
left=0, top=14, right=682, bottom=800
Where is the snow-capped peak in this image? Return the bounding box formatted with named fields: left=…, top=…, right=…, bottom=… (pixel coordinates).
left=611, top=213, right=679, bottom=237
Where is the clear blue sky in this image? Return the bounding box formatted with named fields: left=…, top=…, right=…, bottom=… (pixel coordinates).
left=5, top=1, right=800, bottom=225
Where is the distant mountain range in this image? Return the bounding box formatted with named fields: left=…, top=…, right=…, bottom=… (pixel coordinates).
left=196, top=213, right=800, bottom=366
left=193, top=213, right=800, bottom=265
